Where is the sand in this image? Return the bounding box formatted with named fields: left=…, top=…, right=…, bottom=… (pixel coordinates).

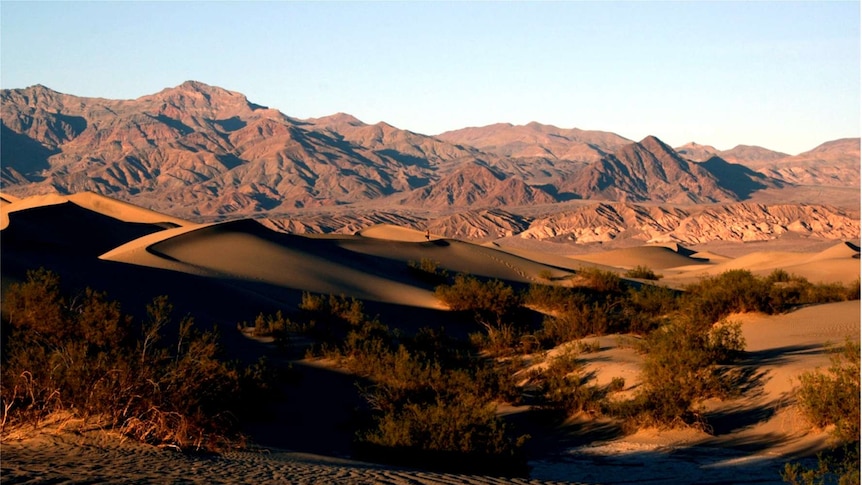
left=1, top=193, right=860, bottom=484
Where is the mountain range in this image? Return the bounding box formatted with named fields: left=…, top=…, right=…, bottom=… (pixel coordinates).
left=1, top=81, right=858, bottom=245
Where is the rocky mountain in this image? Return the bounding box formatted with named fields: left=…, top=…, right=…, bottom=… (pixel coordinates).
left=436, top=121, right=630, bottom=162
left=263, top=208, right=531, bottom=242
left=676, top=138, right=859, bottom=188
left=751, top=138, right=861, bottom=187
left=518, top=202, right=860, bottom=245
left=561, top=136, right=743, bottom=203
left=1, top=82, right=858, bottom=246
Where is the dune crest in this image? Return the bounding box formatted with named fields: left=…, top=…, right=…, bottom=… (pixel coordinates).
left=356, top=223, right=436, bottom=242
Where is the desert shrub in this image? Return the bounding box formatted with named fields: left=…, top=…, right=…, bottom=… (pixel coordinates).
left=408, top=258, right=450, bottom=285
left=576, top=267, right=624, bottom=293
left=625, top=265, right=663, bottom=280
left=539, top=302, right=610, bottom=346
left=611, top=316, right=745, bottom=428
left=294, top=293, right=530, bottom=475
left=524, top=284, right=591, bottom=313
left=296, top=292, right=380, bottom=348
left=684, top=270, right=859, bottom=326
left=0, top=270, right=272, bottom=450
left=845, top=278, right=861, bottom=301
left=609, top=376, right=626, bottom=393
left=796, top=340, right=860, bottom=444
left=782, top=444, right=860, bottom=485
left=435, top=274, right=521, bottom=320
left=357, top=386, right=529, bottom=476
left=470, top=321, right=523, bottom=357
left=237, top=310, right=297, bottom=348
left=683, top=270, right=770, bottom=325
left=621, top=285, right=679, bottom=334
left=529, top=349, right=605, bottom=416
left=352, top=343, right=529, bottom=476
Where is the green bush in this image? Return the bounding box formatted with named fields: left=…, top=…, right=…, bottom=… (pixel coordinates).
left=352, top=344, right=529, bottom=476
left=621, top=285, right=679, bottom=334
left=788, top=346, right=860, bottom=485
left=524, top=284, right=592, bottom=313
left=288, top=294, right=530, bottom=474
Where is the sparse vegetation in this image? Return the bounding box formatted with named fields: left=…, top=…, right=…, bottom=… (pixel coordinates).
left=684, top=269, right=859, bottom=326
left=782, top=340, right=860, bottom=485
left=610, top=317, right=746, bottom=428
left=408, top=258, right=449, bottom=285
left=0, top=269, right=275, bottom=451
left=795, top=340, right=860, bottom=443
left=625, top=265, right=663, bottom=280
left=6, top=262, right=855, bottom=475
left=575, top=267, right=624, bottom=293
left=526, top=349, right=606, bottom=416
left=435, top=274, right=522, bottom=321
left=287, top=290, right=529, bottom=476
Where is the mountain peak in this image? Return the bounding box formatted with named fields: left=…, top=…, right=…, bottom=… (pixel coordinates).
left=310, top=112, right=366, bottom=128
left=143, top=81, right=267, bottom=115
left=178, top=80, right=212, bottom=90
left=639, top=135, right=669, bottom=148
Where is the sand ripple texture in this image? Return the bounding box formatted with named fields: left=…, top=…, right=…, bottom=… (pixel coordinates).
left=1, top=432, right=580, bottom=485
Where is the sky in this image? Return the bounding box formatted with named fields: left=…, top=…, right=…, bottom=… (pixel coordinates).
left=1, top=1, right=859, bottom=155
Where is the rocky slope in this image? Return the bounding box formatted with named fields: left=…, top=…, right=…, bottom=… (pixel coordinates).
left=1, top=81, right=858, bottom=245
left=518, top=202, right=859, bottom=244
left=676, top=138, right=860, bottom=188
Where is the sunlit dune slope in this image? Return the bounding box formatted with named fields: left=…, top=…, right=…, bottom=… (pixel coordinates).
left=356, top=223, right=435, bottom=242
left=0, top=192, right=189, bottom=230
left=568, top=245, right=712, bottom=270
left=564, top=240, right=860, bottom=287
left=692, top=242, right=860, bottom=284
left=103, top=220, right=445, bottom=308
left=342, top=235, right=573, bottom=283
left=485, top=243, right=620, bottom=275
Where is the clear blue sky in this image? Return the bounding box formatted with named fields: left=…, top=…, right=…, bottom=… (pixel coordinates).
left=2, top=1, right=859, bottom=155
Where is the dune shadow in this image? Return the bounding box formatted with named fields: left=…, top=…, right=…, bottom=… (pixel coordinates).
left=242, top=360, right=368, bottom=457
left=705, top=399, right=783, bottom=437
left=741, top=344, right=828, bottom=366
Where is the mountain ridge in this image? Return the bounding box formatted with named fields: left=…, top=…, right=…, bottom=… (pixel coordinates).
left=1, top=81, right=858, bottom=246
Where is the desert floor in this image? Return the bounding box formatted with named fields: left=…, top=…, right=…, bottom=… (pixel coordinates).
left=1, top=193, right=859, bottom=484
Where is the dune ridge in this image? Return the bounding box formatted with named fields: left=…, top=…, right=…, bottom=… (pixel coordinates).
left=1, top=192, right=860, bottom=484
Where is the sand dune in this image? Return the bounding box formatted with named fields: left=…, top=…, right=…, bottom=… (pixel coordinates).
left=102, top=219, right=585, bottom=309
left=565, top=241, right=860, bottom=287
left=67, top=192, right=190, bottom=227
left=688, top=242, right=860, bottom=285
left=567, top=245, right=711, bottom=270
left=357, top=223, right=437, bottom=242
left=2, top=193, right=860, bottom=484
left=0, top=193, right=20, bottom=204
left=0, top=191, right=189, bottom=231
left=103, top=219, right=444, bottom=309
